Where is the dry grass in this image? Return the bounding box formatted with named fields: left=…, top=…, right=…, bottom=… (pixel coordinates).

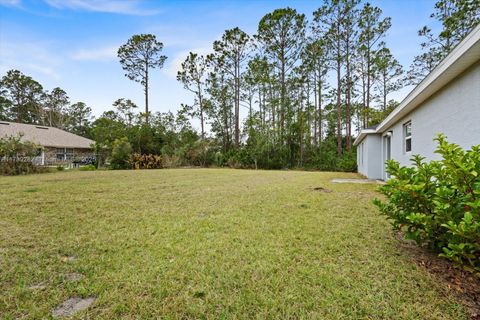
left=0, top=169, right=468, bottom=319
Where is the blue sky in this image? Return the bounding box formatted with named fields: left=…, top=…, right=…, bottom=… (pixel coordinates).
left=0, top=0, right=438, bottom=124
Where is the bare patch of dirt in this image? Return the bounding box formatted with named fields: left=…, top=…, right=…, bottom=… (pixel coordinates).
left=331, top=178, right=381, bottom=184
left=52, top=297, right=95, bottom=318
left=59, top=256, right=76, bottom=262
left=312, top=187, right=332, bottom=193
left=197, top=212, right=210, bottom=218
left=64, top=272, right=84, bottom=282
left=44, top=176, right=92, bottom=183
left=28, top=282, right=47, bottom=291
left=395, top=232, right=480, bottom=319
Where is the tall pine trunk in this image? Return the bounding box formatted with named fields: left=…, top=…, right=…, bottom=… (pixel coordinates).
left=313, top=72, right=318, bottom=146
left=198, top=82, right=205, bottom=139
left=346, top=37, right=352, bottom=151
left=234, top=59, right=240, bottom=148
left=383, top=69, right=387, bottom=111
left=336, top=35, right=342, bottom=157
left=366, top=40, right=371, bottom=128
left=280, top=55, right=286, bottom=144
left=145, top=61, right=149, bottom=124
left=318, top=74, right=323, bottom=146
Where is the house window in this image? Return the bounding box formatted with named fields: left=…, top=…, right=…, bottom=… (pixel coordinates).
left=56, top=148, right=74, bottom=161
left=65, top=148, right=74, bottom=160
left=404, top=121, right=412, bottom=153
left=56, top=148, right=65, bottom=160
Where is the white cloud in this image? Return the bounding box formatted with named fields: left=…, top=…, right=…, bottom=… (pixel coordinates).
left=44, top=0, right=161, bottom=16
left=0, top=0, right=21, bottom=7
left=0, top=41, right=62, bottom=79
left=71, top=46, right=118, bottom=61
left=25, top=63, right=59, bottom=79
left=0, top=62, right=60, bottom=80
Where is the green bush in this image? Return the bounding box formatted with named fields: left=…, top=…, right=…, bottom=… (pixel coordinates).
left=1, top=162, right=36, bottom=175
left=213, top=151, right=225, bottom=167
left=161, top=154, right=183, bottom=168
left=184, top=140, right=215, bottom=167
left=110, top=137, right=133, bottom=169
left=56, top=165, right=65, bottom=171
left=79, top=164, right=96, bottom=171
left=0, top=134, right=42, bottom=175
left=374, top=134, right=480, bottom=273
left=336, top=151, right=357, bottom=172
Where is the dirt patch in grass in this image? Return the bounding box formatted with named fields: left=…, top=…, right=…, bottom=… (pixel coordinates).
left=197, top=211, right=210, bottom=218
left=59, top=255, right=76, bottom=262
left=64, top=272, right=84, bottom=282
left=28, top=282, right=47, bottom=291
left=395, top=232, right=480, bottom=319
left=331, top=178, right=380, bottom=184
left=52, top=297, right=95, bottom=318
left=312, top=186, right=332, bottom=193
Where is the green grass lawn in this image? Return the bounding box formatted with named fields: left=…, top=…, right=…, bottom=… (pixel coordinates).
left=0, top=169, right=468, bottom=319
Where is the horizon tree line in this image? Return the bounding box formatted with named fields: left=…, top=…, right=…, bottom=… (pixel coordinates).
left=0, top=0, right=477, bottom=169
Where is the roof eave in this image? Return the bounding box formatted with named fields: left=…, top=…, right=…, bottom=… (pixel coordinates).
left=353, top=129, right=376, bottom=146
left=376, top=24, right=480, bottom=133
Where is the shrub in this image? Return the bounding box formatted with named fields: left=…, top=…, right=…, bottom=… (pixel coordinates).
left=0, top=134, right=41, bottom=175
left=93, top=142, right=110, bottom=168
left=129, top=153, right=162, bottom=169
left=184, top=140, right=214, bottom=167
left=1, top=162, right=34, bottom=175
left=110, top=137, right=133, bottom=169
left=79, top=164, right=96, bottom=171
left=374, top=134, right=480, bottom=273
left=56, top=165, right=65, bottom=171
left=162, top=154, right=182, bottom=168
left=213, top=151, right=225, bottom=167
left=226, top=149, right=247, bottom=169
left=336, top=151, right=357, bottom=172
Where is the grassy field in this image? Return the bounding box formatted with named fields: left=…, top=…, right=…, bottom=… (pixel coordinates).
left=0, top=169, right=468, bottom=319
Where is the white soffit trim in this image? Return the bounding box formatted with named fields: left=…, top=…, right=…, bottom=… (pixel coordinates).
left=353, top=129, right=376, bottom=146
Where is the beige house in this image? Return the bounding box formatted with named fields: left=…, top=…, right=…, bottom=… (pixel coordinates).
left=0, top=121, right=95, bottom=165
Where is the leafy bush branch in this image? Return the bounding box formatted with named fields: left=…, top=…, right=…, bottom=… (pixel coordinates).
left=374, top=134, right=480, bottom=273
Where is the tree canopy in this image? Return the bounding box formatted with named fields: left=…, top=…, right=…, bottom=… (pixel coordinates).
left=118, top=34, right=167, bottom=124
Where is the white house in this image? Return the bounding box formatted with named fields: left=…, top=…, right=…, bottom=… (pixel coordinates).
left=354, top=24, right=480, bottom=180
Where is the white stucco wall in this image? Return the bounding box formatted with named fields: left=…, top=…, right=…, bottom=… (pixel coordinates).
left=384, top=61, right=480, bottom=170
left=357, top=134, right=383, bottom=180
left=357, top=60, right=479, bottom=180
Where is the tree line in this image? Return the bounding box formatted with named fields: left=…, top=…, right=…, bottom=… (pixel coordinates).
left=175, top=0, right=477, bottom=169
left=0, top=70, right=92, bottom=137
left=0, top=0, right=478, bottom=170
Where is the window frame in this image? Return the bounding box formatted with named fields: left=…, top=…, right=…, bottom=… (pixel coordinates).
left=56, top=148, right=66, bottom=161
left=403, top=121, right=412, bottom=153
left=56, top=148, right=75, bottom=161
left=65, top=148, right=74, bottom=160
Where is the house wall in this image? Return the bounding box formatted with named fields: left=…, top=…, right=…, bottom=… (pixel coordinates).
left=384, top=60, right=480, bottom=171
left=357, top=134, right=383, bottom=180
